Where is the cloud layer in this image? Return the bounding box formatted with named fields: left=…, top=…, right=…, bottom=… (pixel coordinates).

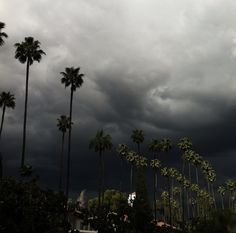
left=1, top=0, right=236, bottom=196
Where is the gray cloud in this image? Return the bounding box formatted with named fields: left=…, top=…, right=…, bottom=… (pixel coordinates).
left=1, top=0, right=236, bottom=196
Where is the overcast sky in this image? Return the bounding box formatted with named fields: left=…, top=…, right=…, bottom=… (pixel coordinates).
left=1, top=0, right=236, bottom=197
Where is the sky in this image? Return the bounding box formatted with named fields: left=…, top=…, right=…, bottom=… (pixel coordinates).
left=1, top=0, right=236, bottom=197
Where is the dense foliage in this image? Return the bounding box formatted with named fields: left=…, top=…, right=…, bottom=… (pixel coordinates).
left=0, top=177, right=70, bottom=233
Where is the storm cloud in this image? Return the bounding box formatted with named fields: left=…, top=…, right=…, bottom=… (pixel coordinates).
left=1, top=0, right=236, bottom=196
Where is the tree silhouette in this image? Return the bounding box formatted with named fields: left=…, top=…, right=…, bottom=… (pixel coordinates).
left=0, top=91, right=15, bottom=178
left=131, top=129, right=144, bottom=153
left=0, top=91, right=15, bottom=139
left=60, top=66, right=84, bottom=199
left=0, top=22, right=8, bottom=46
left=130, top=129, right=144, bottom=193
left=57, top=115, right=71, bottom=192
left=89, top=129, right=112, bottom=208
left=14, top=37, right=45, bottom=168
left=148, top=138, right=162, bottom=221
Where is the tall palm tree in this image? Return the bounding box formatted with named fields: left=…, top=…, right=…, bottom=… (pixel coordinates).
left=217, top=185, right=226, bottom=210
left=0, top=22, right=8, bottom=46
left=178, top=137, right=192, bottom=224
left=57, top=115, right=71, bottom=192
left=0, top=91, right=15, bottom=139
left=161, top=167, right=172, bottom=226
left=150, top=159, right=161, bottom=221
left=191, top=153, right=203, bottom=185
left=0, top=91, right=15, bottom=178
left=15, top=37, right=45, bottom=168
left=226, top=179, right=236, bottom=210
left=89, top=129, right=112, bottom=208
left=131, top=129, right=144, bottom=153
left=116, top=144, right=128, bottom=191
left=126, top=150, right=138, bottom=192
left=60, top=66, right=84, bottom=199
left=148, top=138, right=161, bottom=221
left=130, top=129, right=144, bottom=192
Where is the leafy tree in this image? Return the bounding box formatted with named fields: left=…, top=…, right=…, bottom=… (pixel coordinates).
left=14, top=37, right=45, bottom=168
left=88, top=189, right=128, bottom=213
left=57, top=115, right=71, bottom=192
left=60, top=66, right=84, bottom=199
left=0, top=22, right=8, bottom=46
left=89, top=129, right=112, bottom=208
left=0, top=177, right=69, bottom=233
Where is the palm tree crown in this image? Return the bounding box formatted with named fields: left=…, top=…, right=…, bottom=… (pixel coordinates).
left=161, top=138, right=172, bottom=153
left=89, top=129, right=113, bottom=152
left=14, top=37, right=46, bottom=65
left=148, top=139, right=161, bottom=154
left=57, top=115, right=72, bottom=133
left=131, top=129, right=144, bottom=145
left=0, top=91, right=15, bottom=138
left=0, top=92, right=15, bottom=109
left=0, top=22, right=8, bottom=46
left=60, top=67, right=84, bottom=92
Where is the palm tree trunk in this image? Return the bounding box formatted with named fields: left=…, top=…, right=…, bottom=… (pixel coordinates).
left=181, top=160, right=185, bottom=227
left=195, top=167, right=199, bottom=185
left=101, top=152, right=105, bottom=204
left=65, top=88, right=73, bottom=199
left=168, top=177, right=172, bottom=226
left=0, top=105, right=5, bottom=179
left=186, top=189, right=190, bottom=219
left=21, top=58, right=30, bottom=168
left=188, top=162, right=193, bottom=218
left=153, top=169, right=157, bottom=221
left=211, top=183, right=217, bottom=209
left=221, top=195, right=225, bottom=210
left=119, top=157, right=124, bottom=192
left=98, top=150, right=102, bottom=208
left=153, top=153, right=157, bottom=221
left=0, top=152, right=2, bottom=178
left=0, top=104, right=6, bottom=139
left=130, top=164, right=133, bottom=193
left=59, top=132, right=65, bottom=192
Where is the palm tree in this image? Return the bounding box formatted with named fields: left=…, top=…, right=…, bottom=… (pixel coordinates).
left=126, top=150, right=138, bottom=192
left=15, top=37, right=45, bottom=168
left=116, top=144, right=128, bottom=191
left=0, top=22, right=8, bottom=46
left=160, top=138, right=172, bottom=154
left=148, top=138, right=161, bottom=221
left=60, top=66, right=84, bottom=198
left=0, top=91, right=15, bottom=139
left=131, top=129, right=144, bottom=153
left=191, top=153, right=203, bottom=185
left=130, top=129, right=144, bottom=192
left=57, top=115, right=71, bottom=192
left=89, top=129, right=112, bottom=208
left=178, top=137, right=192, bottom=224
left=150, top=158, right=162, bottom=221
left=217, top=185, right=226, bottom=209
left=226, top=179, right=236, bottom=210
left=0, top=91, right=15, bottom=178
left=161, top=167, right=172, bottom=225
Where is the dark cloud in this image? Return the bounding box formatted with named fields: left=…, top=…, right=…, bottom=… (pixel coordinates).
left=1, top=0, right=236, bottom=198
